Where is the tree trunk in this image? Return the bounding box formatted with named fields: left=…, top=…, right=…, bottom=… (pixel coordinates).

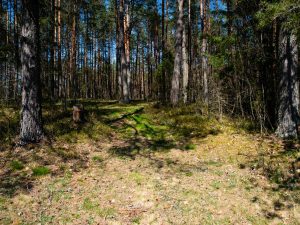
left=276, top=29, right=299, bottom=138
left=170, top=0, right=184, bottom=106
left=50, top=0, right=55, bottom=100
left=69, top=2, right=76, bottom=99
left=119, top=0, right=130, bottom=103
left=160, top=0, right=166, bottom=103
left=200, top=0, right=209, bottom=105
left=57, top=0, right=62, bottom=98
left=20, top=0, right=43, bottom=143
left=13, top=0, right=19, bottom=99
left=182, top=25, right=189, bottom=104
left=124, top=0, right=131, bottom=102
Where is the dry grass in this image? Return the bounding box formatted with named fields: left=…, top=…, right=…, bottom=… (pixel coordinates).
left=0, top=101, right=299, bottom=224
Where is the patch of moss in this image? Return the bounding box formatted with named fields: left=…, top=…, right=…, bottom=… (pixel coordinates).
left=211, top=181, right=221, bottom=190
left=0, top=196, right=7, bottom=210
left=52, top=147, right=79, bottom=160
left=132, top=216, right=141, bottom=224
left=82, top=198, right=116, bottom=218
left=129, top=172, right=144, bottom=185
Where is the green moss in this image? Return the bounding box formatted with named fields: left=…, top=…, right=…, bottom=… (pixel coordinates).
left=211, top=181, right=221, bottom=190
left=0, top=196, right=7, bottom=210
left=82, top=198, right=116, bottom=218
left=52, top=147, right=79, bottom=160
left=132, top=216, right=141, bottom=224
left=129, top=172, right=144, bottom=185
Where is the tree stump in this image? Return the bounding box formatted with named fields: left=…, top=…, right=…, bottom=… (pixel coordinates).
left=73, top=105, right=84, bottom=123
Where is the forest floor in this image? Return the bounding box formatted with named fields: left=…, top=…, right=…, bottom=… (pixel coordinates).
left=0, top=101, right=299, bottom=225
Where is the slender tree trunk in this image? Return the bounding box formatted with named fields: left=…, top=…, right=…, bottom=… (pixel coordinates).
left=57, top=0, right=62, bottom=99
left=160, top=0, right=166, bottom=103
left=200, top=0, right=209, bottom=105
left=276, top=29, right=299, bottom=138
left=13, top=0, right=19, bottom=99
left=69, top=2, right=76, bottom=99
left=119, top=0, right=129, bottom=103
left=0, top=0, right=4, bottom=97
left=20, top=0, right=43, bottom=143
left=115, top=0, right=121, bottom=99
left=50, top=0, right=55, bottom=100
left=170, top=0, right=183, bottom=106
left=124, top=0, right=131, bottom=102
left=187, top=0, right=192, bottom=102
left=182, top=25, right=189, bottom=103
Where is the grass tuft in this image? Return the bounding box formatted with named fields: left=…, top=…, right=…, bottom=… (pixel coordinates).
left=10, top=160, right=24, bottom=171
left=32, top=166, right=51, bottom=176
left=184, top=143, right=196, bottom=150
left=92, top=156, right=104, bottom=163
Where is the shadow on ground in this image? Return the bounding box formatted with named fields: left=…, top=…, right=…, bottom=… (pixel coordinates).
left=0, top=101, right=222, bottom=197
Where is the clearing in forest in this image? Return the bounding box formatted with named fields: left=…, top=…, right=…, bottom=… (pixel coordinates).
left=0, top=101, right=299, bottom=224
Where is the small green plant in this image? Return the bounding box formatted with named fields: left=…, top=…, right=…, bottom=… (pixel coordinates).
left=132, top=216, right=141, bottom=224
left=179, top=168, right=193, bottom=177
left=129, top=172, right=144, bottom=185
left=0, top=196, right=7, bottom=210
left=184, top=143, right=196, bottom=150
left=211, top=181, right=221, bottom=190
left=83, top=198, right=96, bottom=210
left=32, top=166, right=51, bottom=176
left=92, top=156, right=104, bottom=163
left=10, top=160, right=24, bottom=171
left=83, top=198, right=116, bottom=218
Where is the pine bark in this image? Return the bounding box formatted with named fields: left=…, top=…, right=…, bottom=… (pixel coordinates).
left=13, top=0, right=19, bottom=99
left=20, top=0, right=43, bottom=143
left=182, top=25, right=189, bottom=104
left=69, top=2, right=76, bottom=99
left=170, top=0, right=184, bottom=106
left=119, top=0, right=130, bottom=103
left=276, top=29, right=299, bottom=138
left=160, top=0, right=166, bottom=103
left=124, top=0, right=131, bottom=102
left=56, top=0, right=62, bottom=98
left=200, top=0, right=209, bottom=105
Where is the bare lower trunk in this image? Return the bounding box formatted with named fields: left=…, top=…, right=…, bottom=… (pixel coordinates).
left=20, top=0, right=43, bottom=143
left=276, top=29, right=299, bottom=138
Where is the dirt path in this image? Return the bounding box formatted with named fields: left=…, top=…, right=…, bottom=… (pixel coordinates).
left=0, top=102, right=299, bottom=224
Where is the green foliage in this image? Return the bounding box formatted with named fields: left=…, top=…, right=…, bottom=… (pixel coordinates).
left=208, top=54, right=226, bottom=70
left=129, top=172, right=144, bottom=185
left=82, top=198, right=116, bottom=218
left=0, top=196, right=7, bottom=210
left=10, top=160, right=24, bottom=171
left=132, top=216, right=141, bottom=224
left=256, top=0, right=300, bottom=34
left=184, top=143, right=196, bottom=150
left=32, top=166, right=51, bottom=176
left=92, top=156, right=104, bottom=163
left=154, top=50, right=174, bottom=80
